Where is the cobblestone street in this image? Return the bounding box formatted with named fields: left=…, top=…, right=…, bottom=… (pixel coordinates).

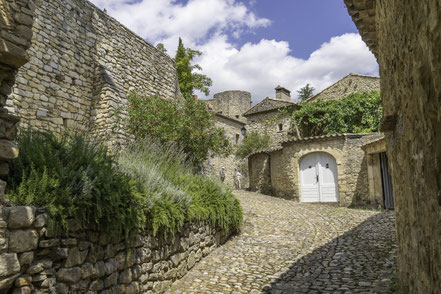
left=168, top=190, right=397, bottom=294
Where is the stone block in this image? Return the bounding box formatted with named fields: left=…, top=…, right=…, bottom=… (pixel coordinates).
left=0, top=273, right=19, bottom=292
left=18, top=251, right=34, bottom=265
left=14, top=275, right=32, bottom=287
left=0, top=253, right=20, bottom=277
left=8, top=229, right=38, bottom=253
left=0, top=139, right=19, bottom=160
left=8, top=207, right=36, bottom=229
left=65, top=247, right=88, bottom=267
left=56, top=267, right=81, bottom=284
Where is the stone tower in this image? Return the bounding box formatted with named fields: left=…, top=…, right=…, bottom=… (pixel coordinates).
left=207, top=91, right=251, bottom=119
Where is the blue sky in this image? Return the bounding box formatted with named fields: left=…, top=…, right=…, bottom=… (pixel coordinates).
left=90, top=0, right=378, bottom=102
left=237, top=0, right=359, bottom=59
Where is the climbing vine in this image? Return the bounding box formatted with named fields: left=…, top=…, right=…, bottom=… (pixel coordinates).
left=292, top=91, right=382, bottom=137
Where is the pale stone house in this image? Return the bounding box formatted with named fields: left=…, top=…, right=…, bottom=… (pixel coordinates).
left=243, top=86, right=300, bottom=146
left=307, top=73, right=380, bottom=102
left=248, top=133, right=383, bottom=206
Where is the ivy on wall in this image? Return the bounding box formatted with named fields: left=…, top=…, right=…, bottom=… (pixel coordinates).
left=292, top=91, right=382, bottom=137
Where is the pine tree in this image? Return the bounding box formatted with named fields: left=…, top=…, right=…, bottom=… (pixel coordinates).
left=297, top=84, right=315, bottom=101
left=175, top=38, right=212, bottom=98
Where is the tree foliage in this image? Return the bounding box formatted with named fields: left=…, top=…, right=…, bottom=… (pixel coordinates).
left=126, top=92, right=232, bottom=166
left=292, top=91, right=382, bottom=137
left=175, top=38, right=212, bottom=98
left=235, top=131, right=272, bottom=159
left=297, top=84, right=315, bottom=101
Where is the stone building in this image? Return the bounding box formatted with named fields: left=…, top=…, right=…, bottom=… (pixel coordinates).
left=307, top=73, right=380, bottom=102
left=9, top=0, right=181, bottom=147
left=204, top=113, right=247, bottom=188
left=361, top=136, right=394, bottom=210
left=248, top=133, right=383, bottom=206
left=345, top=0, right=441, bottom=292
left=205, top=90, right=251, bottom=121
left=243, top=86, right=299, bottom=146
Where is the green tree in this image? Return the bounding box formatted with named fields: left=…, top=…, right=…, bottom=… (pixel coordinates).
left=156, top=43, right=167, bottom=54
left=175, top=38, right=212, bottom=98
left=292, top=91, right=382, bottom=137
left=297, top=84, right=315, bottom=101
left=126, top=92, right=232, bottom=167
left=235, top=131, right=271, bottom=159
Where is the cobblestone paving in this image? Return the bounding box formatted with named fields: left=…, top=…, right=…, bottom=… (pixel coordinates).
left=168, top=191, right=397, bottom=294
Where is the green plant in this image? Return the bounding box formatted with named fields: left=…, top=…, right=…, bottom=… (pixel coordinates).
left=175, top=37, right=212, bottom=98
left=235, top=131, right=272, bottom=159
left=6, top=131, right=242, bottom=241
left=118, top=139, right=243, bottom=238
left=292, top=91, right=382, bottom=137
left=5, top=130, right=146, bottom=240
left=297, top=83, right=315, bottom=101
left=126, top=92, right=232, bottom=166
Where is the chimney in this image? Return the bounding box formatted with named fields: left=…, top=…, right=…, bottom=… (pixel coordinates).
left=275, top=85, right=291, bottom=101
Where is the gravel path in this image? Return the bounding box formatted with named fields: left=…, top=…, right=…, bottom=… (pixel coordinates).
left=167, top=190, right=397, bottom=294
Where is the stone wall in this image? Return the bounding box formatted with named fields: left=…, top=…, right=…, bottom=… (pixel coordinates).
left=205, top=91, right=251, bottom=121
left=204, top=114, right=248, bottom=189
left=374, top=1, right=441, bottom=292
left=9, top=0, right=180, bottom=146
left=246, top=110, right=292, bottom=147
left=0, top=206, right=230, bottom=294
left=0, top=0, right=35, bottom=203
left=249, top=133, right=382, bottom=206
left=247, top=152, right=271, bottom=195
left=308, top=73, right=380, bottom=102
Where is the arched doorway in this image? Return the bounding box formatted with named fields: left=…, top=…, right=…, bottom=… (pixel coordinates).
left=300, top=152, right=339, bottom=203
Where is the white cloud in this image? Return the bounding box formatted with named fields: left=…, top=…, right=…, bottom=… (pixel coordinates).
left=89, top=0, right=378, bottom=103
left=197, top=33, right=378, bottom=102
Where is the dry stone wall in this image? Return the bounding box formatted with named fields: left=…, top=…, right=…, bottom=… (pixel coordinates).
left=0, top=0, right=35, bottom=204
left=0, top=206, right=230, bottom=294
left=9, top=0, right=180, bottom=146
left=374, top=0, right=441, bottom=292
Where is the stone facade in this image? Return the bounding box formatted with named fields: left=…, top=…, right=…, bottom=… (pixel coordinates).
left=0, top=0, right=35, bottom=204
left=0, top=205, right=231, bottom=294
left=248, top=133, right=383, bottom=206
left=245, top=109, right=294, bottom=147
left=345, top=0, right=441, bottom=292
left=9, top=0, right=180, bottom=146
left=307, top=73, right=380, bottom=102
left=205, top=91, right=251, bottom=121
left=204, top=113, right=247, bottom=188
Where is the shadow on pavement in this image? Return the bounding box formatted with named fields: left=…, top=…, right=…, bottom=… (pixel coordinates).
left=262, top=212, right=397, bottom=294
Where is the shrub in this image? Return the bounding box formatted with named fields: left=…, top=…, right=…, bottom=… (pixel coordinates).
left=126, top=93, right=232, bottom=167
left=292, top=91, right=382, bottom=137
left=5, top=130, right=146, bottom=239
left=118, top=139, right=243, bottom=238
left=235, top=131, right=272, bottom=159
left=6, top=131, right=243, bottom=240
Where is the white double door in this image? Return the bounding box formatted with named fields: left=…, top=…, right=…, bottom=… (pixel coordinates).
left=300, top=153, right=339, bottom=203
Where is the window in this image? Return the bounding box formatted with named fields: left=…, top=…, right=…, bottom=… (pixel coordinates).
left=235, top=134, right=240, bottom=145
left=278, top=123, right=283, bottom=131
left=235, top=115, right=240, bottom=119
